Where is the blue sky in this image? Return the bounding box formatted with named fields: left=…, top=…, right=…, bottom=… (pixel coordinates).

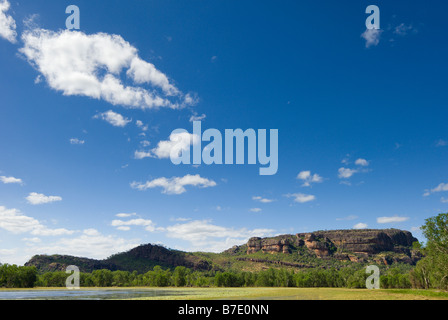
left=1, top=0, right=447, bottom=265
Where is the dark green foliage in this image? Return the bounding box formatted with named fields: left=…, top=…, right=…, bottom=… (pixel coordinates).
left=0, top=264, right=37, bottom=288
left=410, top=213, right=448, bottom=290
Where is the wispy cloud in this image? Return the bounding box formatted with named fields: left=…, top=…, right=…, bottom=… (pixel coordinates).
left=336, top=215, right=359, bottom=221
left=249, top=208, right=262, bottom=213
left=70, top=138, right=85, bottom=145
left=436, top=139, right=448, bottom=147
left=377, top=216, right=409, bottom=224
left=252, top=196, right=275, bottom=203
left=361, top=28, right=382, bottom=48
left=285, top=193, right=316, bottom=204
left=189, top=113, right=206, bottom=122
left=111, top=218, right=156, bottom=232
left=423, top=182, right=448, bottom=197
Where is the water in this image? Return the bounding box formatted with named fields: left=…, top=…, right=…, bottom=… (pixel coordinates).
left=0, top=288, right=190, bottom=300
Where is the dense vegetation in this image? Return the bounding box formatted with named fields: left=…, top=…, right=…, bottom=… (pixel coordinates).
left=409, top=213, right=448, bottom=290
left=0, top=263, right=412, bottom=289
left=1, top=213, right=446, bottom=291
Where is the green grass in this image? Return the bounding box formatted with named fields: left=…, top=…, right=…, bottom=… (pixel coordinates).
left=2, top=287, right=447, bottom=300
left=130, top=287, right=448, bottom=300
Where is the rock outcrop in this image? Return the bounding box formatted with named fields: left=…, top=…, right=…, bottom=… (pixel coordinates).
left=247, top=236, right=292, bottom=255
left=244, top=229, right=420, bottom=265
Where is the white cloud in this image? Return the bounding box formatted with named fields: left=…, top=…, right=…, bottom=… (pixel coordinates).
left=134, top=150, right=153, bottom=160
left=296, top=171, right=323, bottom=187
left=22, top=237, right=41, bottom=244
left=0, top=205, right=73, bottom=236
left=116, top=213, right=137, bottom=218
left=355, top=158, right=369, bottom=167
left=338, top=167, right=357, bottom=179
left=424, top=183, right=448, bottom=197
left=252, top=196, right=275, bottom=203
left=441, top=197, right=448, bottom=203
left=377, top=216, right=409, bottom=224
left=26, top=192, right=62, bottom=205
left=394, top=23, right=415, bottom=36
left=83, top=228, right=101, bottom=236
left=361, top=28, right=382, bottom=48
left=70, top=138, right=85, bottom=145
left=111, top=218, right=156, bottom=232
left=0, top=175, right=22, bottom=184
left=131, top=174, right=217, bottom=195
left=151, top=132, right=200, bottom=160
left=250, top=208, right=262, bottom=213
left=163, top=219, right=274, bottom=253
left=140, top=140, right=151, bottom=147
left=136, top=120, right=148, bottom=131
left=30, top=232, right=139, bottom=260
left=94, top=110, right=131, bottom=127
left=0, top=0, right=16, bottom=43
left=353, top=223, right=368, bottom=230
left=286, top=193, right=316, bottom=204
left=189, top=113, right=206, bottom=122
left=20, top=29, right=193, bottom=110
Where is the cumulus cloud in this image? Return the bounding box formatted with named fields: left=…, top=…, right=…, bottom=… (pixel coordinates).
left=0, top=0, right=16, bottom=43
left=250, top=208, right=262, bottom=213
left=377, top=216, right=409, bottom=224
left=163, top=219, right=274, bottom=253
left=353, top=223, right=368, bottom=230
left=0, top=206, right=73, bottom=236
left=296, top=171, right=323, bottom=187
left=286, top=193, right=316, bottom=204
left=361, top=28, right=382, bottom=48
left=131, top=174, right=217, bottom=195
left=355, top=158, right=369, bottom=167
left=0, top=175, right=22, bottom=184
left=338, top=167, right=357, bottom=179
left=19, top=29, right=194, bottom=110
left=151, top=132, right=200, bottom=160
left=94, top=110, right=131, bottom=127
left=26, top=192, right=62, bottom=205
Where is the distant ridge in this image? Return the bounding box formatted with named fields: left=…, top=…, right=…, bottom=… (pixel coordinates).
left=26, top=228, right=422, bottom=273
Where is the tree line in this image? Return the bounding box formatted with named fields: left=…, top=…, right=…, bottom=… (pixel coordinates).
left=1, top=213, right=447, bottom=290
left=0, top=263, right=411, bottom=289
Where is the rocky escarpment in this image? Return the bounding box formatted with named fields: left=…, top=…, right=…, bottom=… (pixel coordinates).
left=244, top=229, right=420, bottom=265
